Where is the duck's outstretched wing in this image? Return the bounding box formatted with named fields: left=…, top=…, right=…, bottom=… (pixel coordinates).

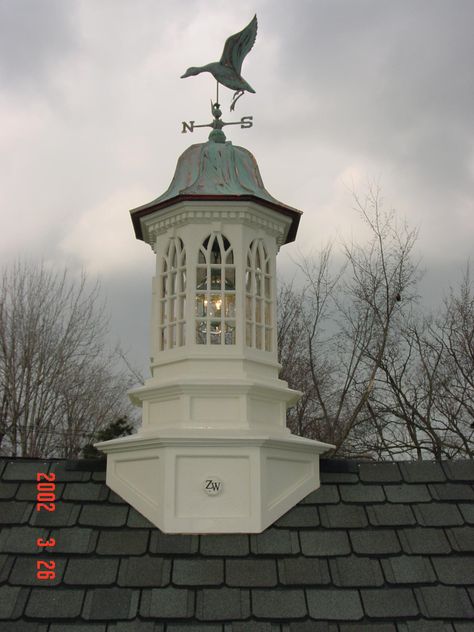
left=220, top=15, right=257, bottom=75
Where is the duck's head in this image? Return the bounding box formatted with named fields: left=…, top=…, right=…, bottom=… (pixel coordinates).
left=180, top=66, right=202, bottom=78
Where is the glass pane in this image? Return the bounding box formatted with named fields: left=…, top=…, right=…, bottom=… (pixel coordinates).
left=208, top=294, right=222, bottom=318
left=161, top=327, right=167, bottom=350
left=170, top=325, right=176, bottom=348
left=195, top=294, right=206, bottom=317
left=245, top=270, right=251, bottom=292
left=162, top=258, right=167, bottom=273
left=256, top=326, right=262, bottom=349
left=172, top=247, right=177, bottom=269
left=265, top=259, right=270, bottom=275
left=171, top=272, right=177, bottom=295
left=196, top=267, right=207, bottom=290
left=246, top=323, right=252, bottom=347
left=225, top=268, right=235, bottom=290
left=256, top=272, right=261, bottom=296
left=265, top=277, right=271, bottom=299
left=246, top=296, right=252, bottom=320
left=160, top=300, right=166, bottom=323
left=256, top=299, right=262, bottom=323
left=170, top=298, right=176, bottom=321
left=179, top=270, right=186, bottom=292
left=222, top=236, right=231, bottom=251
left=247, top=253, right=251, bottom=268
left=196, top=320, right=207, bottom=344
left=226, top=250, right=234, bottom=264
left=265, top=328, right=272, bottom=352
left=225, top=294, right=236, bottom=318
left=181, top=249, right=186, bottom=266
left=210, top=321, right=221, bottom=344
left=210, top=268, right=221, bottom=290
left=161, top=275, right=167, bottom=295
left=224, top=322, right=236, bottom=345
left=255, top=247, right=261, bottom=270
left=265, top=301, right=271, bottom=325
left=179, top=296, right=185, bottom=320
left=181, top=323, right=186, bottom=346
left=210, top=237, right=221, bottom=263
left=198, top=249, right=206, bottom=264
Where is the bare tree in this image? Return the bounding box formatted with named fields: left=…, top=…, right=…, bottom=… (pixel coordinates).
left=278, top=185, right=419, bottom=457
left=370, top=267, right=474, bottom=459
left=0, top=260, right=137, bottom=458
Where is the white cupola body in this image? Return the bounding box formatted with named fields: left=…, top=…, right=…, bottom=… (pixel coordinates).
left=96, top=139, right=333, bottom=533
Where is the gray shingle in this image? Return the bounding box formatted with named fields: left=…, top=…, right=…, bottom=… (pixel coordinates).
left=49, top=626, right=106, bottom=632
left=251, top=529, right=300, bottom=555
left=64, top=558, right=119, bottom=585
left=10, top=555, right=67, bottom=586
left=228, top=623, right=277, bottom=632
left=200, top=534, right=249, bottom=556
left=413, top=503, right=464, bottom=527
left=349, top=529, right=401, bottom=554
left=92, top=471, right=106, bottom=482
left=306, top=589, right=363, bottom=620
left=0, top=501, right=33, bottom=524
left=3, top=460, right=51, bottom=481
left=395, top=622, right=454, bottom=632
left=442, top=461, right=474, bottom=481
left=96, top=529, right=149, bottom=555
left=459, top=503, right=474, bottom=524
left=360, top=588, right=418, bottom=618
left=321, top=472, right=358, bottom=484
left=339, top=624, right=396, bottom=632
left=0, top=554, right=14, bottom=582
left=108, top=624, right=164, bottom=632
left=399, top=527, right=451, bottom=554
left=320, top=505, right=368, bottom=528
left=330, top=556, right=384, bottom=587
left=196, top=588, right=250, bottom=621
left=127, top=507, right=155, bottom=528
left=275, top=506, right=320, bottom=527
left=359, top=462, right=402, bottom=483
left=118, top=556, right=171, bottom=587
left=0, top=482, right=18, bottom=499
left=432, top=556, right=474, bottom=585
left=150, top=532, right=199, bottom=555
left=15, top=481, right=64, bottom=501
left=289, top=623, right=338, bottom=632
left=25, top=588, right=84, bottom=618
left=278, top=557, right=330, bottom=586
left=429, top=483, right=474, bottom=501
left=50, top=461, right=90, bottom=482
left=62, top=482, right=109, bottom=501
left=381, top=556, right=436, bottom=584
left=0, top=526, right=48, bottom=554
left=227, top=559, right=278, bottom=586
left=415, top=586, right=474, bottom=619
left=252, top=588, right=306, bottom=619
left=300, top=530, right=351, bottom=556
left=170, top=626, right=220, bottom=632
left=79, top=504, right=128, bottom=527
left=173, top=559, right=224, bottom=586
left=0, top=585, right=29, bottom=619
left=140, top=587, right=194, bottom=619
left=400, top=462, right=446, bottom=483
left=30, top=502, right=80, bottom=527
left=384, top=484, right=431, bottom=503
left=446, top=526, right=474, bottom=553
left=82, top=588, right=139, bottom=620
left=108, top=490, right=127, bottom=504
left=367, top=504, right=415, bottom=526
left=302, top=485, right=340, bottom=504
left=339, top=484, right=385, bottom=503
left=48, top=527, right=97, bottom=554
left=0, top=624, right=48, bottom=632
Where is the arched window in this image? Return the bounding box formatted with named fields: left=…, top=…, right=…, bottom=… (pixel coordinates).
left=246, top=239, right=272, bottom=351
left=195, top=233, right=236, bottom=345
left=159, top=237, right=186, bottom=350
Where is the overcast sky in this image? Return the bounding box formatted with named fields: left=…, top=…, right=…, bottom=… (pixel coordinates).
left=1, top=0, right=473, bottom=374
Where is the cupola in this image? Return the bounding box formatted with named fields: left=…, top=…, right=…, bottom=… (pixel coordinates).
left=96, top=15, right=333, bottom=533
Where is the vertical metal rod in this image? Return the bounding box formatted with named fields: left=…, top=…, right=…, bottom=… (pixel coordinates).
left=216, top=81, right=219, bottom=104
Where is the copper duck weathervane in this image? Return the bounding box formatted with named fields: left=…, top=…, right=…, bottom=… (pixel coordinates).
left=181, top=14, right=257, bottom=112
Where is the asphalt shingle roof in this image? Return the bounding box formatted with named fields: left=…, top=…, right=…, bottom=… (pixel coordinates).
left=0, top=456, right=473, bottom=630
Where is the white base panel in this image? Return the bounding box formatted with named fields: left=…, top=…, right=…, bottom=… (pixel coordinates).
left=95, top=432, right=332, bottom=533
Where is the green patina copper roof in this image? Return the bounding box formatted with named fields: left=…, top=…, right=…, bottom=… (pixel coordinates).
left=130, top=140, right=302, bottom=244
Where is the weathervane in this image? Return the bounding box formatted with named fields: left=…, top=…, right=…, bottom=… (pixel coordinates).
left=180, top=15, right=257, bottom=143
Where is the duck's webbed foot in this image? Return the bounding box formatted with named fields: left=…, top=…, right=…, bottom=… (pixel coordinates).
left=230, top=90, right=244, bottom=111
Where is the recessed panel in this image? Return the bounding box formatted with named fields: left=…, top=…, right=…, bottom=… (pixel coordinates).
left=175, top=454, right=250, bottom=518
left=266, top=454, right=314, bottom=507
left=114, top=455, right=161, bottom=508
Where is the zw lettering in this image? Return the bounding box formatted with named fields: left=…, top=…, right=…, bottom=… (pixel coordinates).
left=205, top=479, right=221, bottom=492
